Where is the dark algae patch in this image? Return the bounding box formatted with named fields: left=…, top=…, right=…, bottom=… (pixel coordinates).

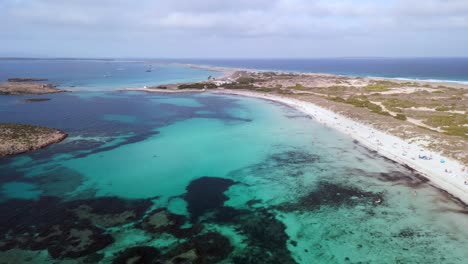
left=0, top=193, right=234, bottom=263
left=231, top=209, right=297, bottom=264
left=0, top=177, right=239, bottom=263
left=278, top=181, right=384, bottom=211
left=184, top=176, right=236, bottom=222
left=161, top=232, right=233, bottom=264
left=112, top=246, right=160, bottom=264
left=182, top=176, right=296, bottom=264
left=270, top=150, right=320, bottom=165
left=68, top=197, right=153, bottom=227
left=0, top=196, right=152, bottom=259
left=139, top=208, right=203, bottom=238
left=205, top=206, right=296, bottom=263
left=20, top=98, right=51, bottom=103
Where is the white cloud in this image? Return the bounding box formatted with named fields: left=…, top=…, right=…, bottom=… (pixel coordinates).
left=0, top=0, right=467, bottom=57
left=2, top=0, right=467, bottom=34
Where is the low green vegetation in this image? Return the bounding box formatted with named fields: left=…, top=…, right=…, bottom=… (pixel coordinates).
left=412, top=90, right=431, bottom=96
left=382, top=98, right=417, bottom=109
left=345, top=96, right=371, bottom=107
left=277, top=89, right=293, bottom=95
left=363, top=80, right=399, bottom=92
left=416, top=125, right=437, bottom=132
left=328, top=96, right=346, bottom=103
left=364, top=84, right=390, bottom=92
left=443, top=126, right=468, bottom=138
left=326, top=85, right=349, bottom=95
left=327, top=96, right=390, bottom=116
left=389, top=107, right=403, bottom=113
left=255, top=87, right=273, bottom=93
left=435, top=106, right=450, bottom=112
left=422, top=113, right=468, bottom=138
left=222, top=82, right=286, bottom=94
left=261, top=72, right=277, bottom=77
left=394, top=114, right=407, bottom=121
left=178, top=83, right=217, bottom=89
left=291, top=83, right=308, bottom=90
left=424, top=113, right=467, bottom=127
left=237, top=77, right=257, bottom=84
left=223, top=83, right=256, bottom=90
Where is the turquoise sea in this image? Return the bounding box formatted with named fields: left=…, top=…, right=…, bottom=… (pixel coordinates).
left=0, top=59, right=221, bottom=91
left=0, top=60, right=467, bottom=263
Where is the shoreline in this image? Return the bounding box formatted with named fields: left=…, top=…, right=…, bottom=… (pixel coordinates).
left=123, top=85, right=468, bottom=205
left=85, top=62, right=468, bottom=205
left=212, top=89, right=468, bottom=205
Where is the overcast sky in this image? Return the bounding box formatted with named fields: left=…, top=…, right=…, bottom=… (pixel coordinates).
left=1, top=0, right=467, bottom=58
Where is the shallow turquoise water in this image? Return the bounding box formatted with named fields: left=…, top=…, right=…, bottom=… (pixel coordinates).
left=0, top=92, right=467, bottom=263
left=0, top=59, right=221, bottom=91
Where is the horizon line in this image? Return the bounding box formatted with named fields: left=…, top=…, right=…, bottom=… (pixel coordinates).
left=1, top=56, right=468, bottom=61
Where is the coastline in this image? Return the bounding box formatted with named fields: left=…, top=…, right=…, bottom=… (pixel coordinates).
left=119, top=62, right=468, bottom=205
left=213, top=89, right=468, bottom=205
left=123, top=83, right=468, bottom=205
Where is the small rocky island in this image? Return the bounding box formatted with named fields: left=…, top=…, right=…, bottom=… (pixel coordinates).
left=0, top=123, right=67, bottom=157
left=7, top=78, right=49, bottom=82
left=0, top=78, right=68, bottom=95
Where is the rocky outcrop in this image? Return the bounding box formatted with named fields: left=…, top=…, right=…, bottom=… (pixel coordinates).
left=0, top=82, right=68, bottom=95
left=0, top=123, right=68, bottom=157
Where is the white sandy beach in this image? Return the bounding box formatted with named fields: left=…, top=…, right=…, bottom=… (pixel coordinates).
left=213, top=89, right=468, bottom=205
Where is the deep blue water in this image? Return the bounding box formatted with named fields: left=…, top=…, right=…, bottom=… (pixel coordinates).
left=164, top=58, right=468, bottom=83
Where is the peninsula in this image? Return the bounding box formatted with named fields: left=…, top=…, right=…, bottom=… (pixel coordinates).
left=0, top=123, right=67, bottom=157
left=125, top=66, right=468, bottom=204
